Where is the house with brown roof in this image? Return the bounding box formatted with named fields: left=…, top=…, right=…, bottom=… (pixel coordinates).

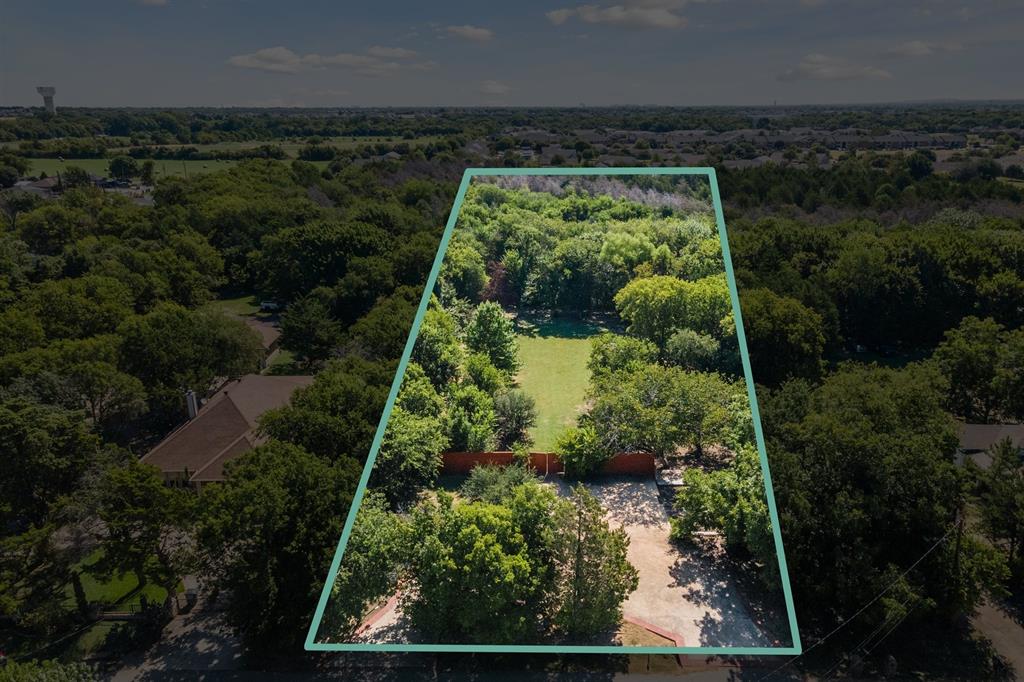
left=141, top=374, right=313, bottom=488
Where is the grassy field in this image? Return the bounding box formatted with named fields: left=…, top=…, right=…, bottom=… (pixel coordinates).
left=515, top=315, right=610, bottom=451
left=64, top=549, right=170, bottom=609
left=205, top=293, right=261, bottom=317
left=29, top=157, right=240, bottom=179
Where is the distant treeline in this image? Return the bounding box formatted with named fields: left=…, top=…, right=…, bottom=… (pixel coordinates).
left=719, top=151, right=1022, bottom=211
left=3, top=104, right=1022, bottom=143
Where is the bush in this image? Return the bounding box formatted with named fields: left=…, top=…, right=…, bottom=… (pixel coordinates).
left=461, top=463, right=538, bottom=504
left=555, top=425, right=611, bottom=478
left=494, top=389, right=537, bottom=448
left=665, top=328, right=719, bottom=371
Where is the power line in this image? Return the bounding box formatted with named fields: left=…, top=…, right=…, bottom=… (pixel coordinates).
left=757, top=525, right=955, bottom=681
left=819, top=589, right=919, bottom=681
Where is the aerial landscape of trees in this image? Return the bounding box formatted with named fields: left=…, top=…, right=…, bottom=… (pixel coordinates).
left=313, top=176, right=785, bottom=647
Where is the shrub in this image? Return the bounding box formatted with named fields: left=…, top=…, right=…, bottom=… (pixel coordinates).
left=555, top=425, right=611, bottom=478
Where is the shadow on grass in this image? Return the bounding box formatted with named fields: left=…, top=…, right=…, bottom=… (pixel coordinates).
left=514, top=311, right=619, bottom=339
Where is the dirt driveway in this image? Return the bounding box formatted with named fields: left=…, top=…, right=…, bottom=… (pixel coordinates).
left=571, top=477, right=774, bottom=648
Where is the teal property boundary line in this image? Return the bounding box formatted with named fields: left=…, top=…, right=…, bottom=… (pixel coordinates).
left=304, top=166, right=804, bottom=656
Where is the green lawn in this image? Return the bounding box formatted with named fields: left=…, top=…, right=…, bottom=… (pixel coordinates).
left=29, top=157, right=240, bottom=179
left=64, top=549, right=170, bottom=609
left=206, top=293, right=260, bottom=317
left=515, top=315, right=611, bottom=452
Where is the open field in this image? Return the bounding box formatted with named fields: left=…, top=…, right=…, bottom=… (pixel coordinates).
left=205, top=294, right=260, bottom=317
left=514, top=315, right=610, bottom=451
left=29, top=157, right=239, bottom=179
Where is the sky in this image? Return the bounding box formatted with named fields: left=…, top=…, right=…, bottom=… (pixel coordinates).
left=2, top=0, right=1022, bottom=107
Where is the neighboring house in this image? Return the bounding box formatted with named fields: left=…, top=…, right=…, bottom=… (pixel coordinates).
left=141, top=374, right=313, bottom=488
left=243, top=317, right=282, bottom=368
left=12, top=177, right=60, bottom=198
left=957, top=423, right=1024, bottom=470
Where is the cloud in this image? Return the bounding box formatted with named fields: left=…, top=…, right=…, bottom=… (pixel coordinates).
left=445, top=24, right=495, bottom=41
left=367, top=45, right=418, bottom=58
left=227, top=46, right=432, bottom=76
left=881, top=40, right=963, bottom=58
left=778, top=53, right=893, bottom=81
left=479, top=80, right=511, bottom=95
left=228, top=47, right=306, bottom=73
left=546, top=0, right=692, bottom=29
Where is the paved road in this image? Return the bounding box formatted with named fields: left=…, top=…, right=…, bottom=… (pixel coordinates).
left=972, top=599, right=1024, bottom=679
left=108, top=597, right=244, bottom=681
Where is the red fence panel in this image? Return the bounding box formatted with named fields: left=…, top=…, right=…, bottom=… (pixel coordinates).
left=441, top=451, right=653, bottom=476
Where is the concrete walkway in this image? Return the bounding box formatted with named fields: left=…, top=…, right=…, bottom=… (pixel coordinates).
left=972, top=599, right=1024, bottom=678
left=108, top=596, right=244, bottom=681
left=580, top=477, right=773, bottom=648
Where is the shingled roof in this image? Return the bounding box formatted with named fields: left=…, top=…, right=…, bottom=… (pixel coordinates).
left=141, top=374, right=313, bottom=484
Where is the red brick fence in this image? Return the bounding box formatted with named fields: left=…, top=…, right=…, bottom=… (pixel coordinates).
left=441, top=451, right=655, bottom=476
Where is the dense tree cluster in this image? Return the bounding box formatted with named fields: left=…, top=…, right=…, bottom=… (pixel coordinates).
left=0, top=155, right=455, bottom=659
left=326, top=469, right=637, bottom=644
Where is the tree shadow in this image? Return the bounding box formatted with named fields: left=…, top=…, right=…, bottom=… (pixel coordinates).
left=514, top=311, right=618, bottom=339
left=572, top=477, right=668, bottom=529
left=668, top=538, right=785, bottom=649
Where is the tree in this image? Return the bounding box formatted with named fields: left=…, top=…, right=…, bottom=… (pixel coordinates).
left=61, top=165, right=92, bottom=189
left=549, top=485, right=638, bottom=639
left=94, top=459, right=193, bottom=597
left=197, top=441, right=361, bottom=654
left=995, top=328, right=1024, bottom=421
left=66, top=361, right=147, bottom=436
left=371, top=406, right=448, bottom=505
left=108, top=156, right=139, bottom=181
left=465, top=301, right=520, bottom=374
left=464, top=352, right=506, bottom=395
left=140, top=159, right=156, bottom=185
left=493, top=389, right=537, bottom=448
left=760, top=363, right=1001, bottom=631
left=586, top=333, right=657, bottom=380
left=671, top=445, right=777, bottom=585
left=446, top=384, right=496, bottom=452
left=259, top=357, right=392, bottom=465
left=439, top=238, right=487, bottom=303
left=613, top=275, right=688, bottom=349
left=257, top=219, right=386, bottom=303
left=978, top=438, right=1024, bottom=568
left=614, top=274, right=731, bottom=350
left=118, top=303, right=262, bottom=421
left=739, top=288, right=824, bottom=386
left=321, top=492, right=407, bottom=639
left=0, top=525, right=78, bottom=639
left=933, top=316, right=1004, bottom=421
left=0, top=660, right=97, bottom=681
left=0, top=398, right=100, bottom=527
left=666, top=328, right=719, bottom=372
left=588, top=364, right=683, bottom=459
left=460, top=463, right=539, bottom=504
left=403, top=493, right=541, bottom=643
left=675, top=371, right=741, bottom=457
left=411, top=301, right=463, bottom=388
left=280, top=293, right=343, bottom=368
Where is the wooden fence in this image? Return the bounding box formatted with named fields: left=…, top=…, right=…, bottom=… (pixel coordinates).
left=441, top=451, right=655, bottom=476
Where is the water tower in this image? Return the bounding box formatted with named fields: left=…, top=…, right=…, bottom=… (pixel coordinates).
left=36, top=87, right=56, bottom=114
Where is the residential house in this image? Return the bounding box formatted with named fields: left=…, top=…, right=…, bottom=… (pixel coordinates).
left=141, top=374, right=313, bottom=488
